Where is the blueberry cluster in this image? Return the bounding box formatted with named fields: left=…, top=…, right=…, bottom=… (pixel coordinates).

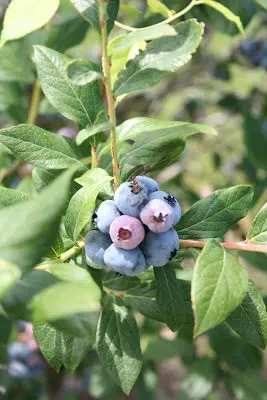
left=85, top=176, right=181, bottom=276
left=239, top=39, right=267, bottom=69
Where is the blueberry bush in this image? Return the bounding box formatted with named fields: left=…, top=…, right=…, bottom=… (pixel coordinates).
left=0, top=0, right=267, bottom=398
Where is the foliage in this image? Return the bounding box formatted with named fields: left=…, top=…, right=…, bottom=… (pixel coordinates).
left=0, top=0, right=266, bottom=399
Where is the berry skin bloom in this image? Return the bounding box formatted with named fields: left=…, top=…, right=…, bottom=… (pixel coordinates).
left=114, top=180, right=148, bottom=217
left=109, top=215, right=145, bottom=250
left=85, top=230, right=112, bottom=269
left=140, top=199, right=173, bottom=233
left=149, top=191, right=181, bottom=225
left=104, top=244, right=147, bottom=276
left=95, top=200, right=121, bottom=233
left=135, top=175, right=159, bottom=195
left=141, top=228, right=179, bottom=267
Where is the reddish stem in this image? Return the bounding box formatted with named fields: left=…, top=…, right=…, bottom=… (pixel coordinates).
left=180, top=239, right=267, bottom=254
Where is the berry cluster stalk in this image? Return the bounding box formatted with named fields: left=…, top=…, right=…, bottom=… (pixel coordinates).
left=99, top=0, right=120, bottom=189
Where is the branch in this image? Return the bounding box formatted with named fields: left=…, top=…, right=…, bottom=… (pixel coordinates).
left=99, top=0, right=120, bottom=189
left=180, top=239, right=267, bottom=254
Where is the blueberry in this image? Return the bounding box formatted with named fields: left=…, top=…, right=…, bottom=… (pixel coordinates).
left=104, top=244, right=147, bottom=276
left=57, top=127, right=77, bottom=140
left=85, top=230, right=112, bottom=269
left=259, top=56, right=267, bottom=69
left=95, top=200, right=121, bottom=233
left=141, top=228, right=179, bottom=267
left=114, top=179, right=148, bottom=217
left=135, top=175, right=159, bottom=195
left=109, top=215, right=145, bottom=250
left=140, top=199, right=173, bottom=233
left=148, top=191, right=181, bottom=225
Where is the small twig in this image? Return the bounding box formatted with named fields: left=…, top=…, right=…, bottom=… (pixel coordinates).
left=114, top=0, right=205, bottom=32
left=27, top=79, right=41, bottom=125
left=180, top=239, right=267, bottom=254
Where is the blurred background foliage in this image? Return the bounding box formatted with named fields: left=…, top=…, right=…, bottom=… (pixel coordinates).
left=1, top=0, right=267, bottom=399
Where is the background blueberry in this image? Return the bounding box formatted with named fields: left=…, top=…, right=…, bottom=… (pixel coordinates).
left=104, top=244, right=147, bottom=276
left=85, top=230, right=112, bottom=269
left=109, top=215, right=145, bottom=249
left=114, top=180, right=148, bottom=217
left=136, top=175, right=159, bottom=195
left=141, top=228, right=179, bottom=267
left=95, top=200, right=121, bottom=233
left=140, top=199, right=173, bottom=233
left=149, top=191, right=181, bottom=225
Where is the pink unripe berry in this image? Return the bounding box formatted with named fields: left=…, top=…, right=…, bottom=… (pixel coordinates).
left=140, top=199, right=173, bottom=233
left=109, top=215, right=145, bottom=250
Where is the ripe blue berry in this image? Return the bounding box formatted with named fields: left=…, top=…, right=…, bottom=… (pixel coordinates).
left=95, top=200, right=121, bottom=233
left=135, top=175, right=159, bottom=195
left=140, top=199, right=173, bottom=233
left=114, top=179, right=148, bottom=217
left=109, top=215, right=145, bottom=250
left=141, top=228, right=179, bottom=267
left=104, top=244, right=147, bottom=276
left=148, top=191, right=181, bottom=225
left=85, top=230, right=112, bottom=269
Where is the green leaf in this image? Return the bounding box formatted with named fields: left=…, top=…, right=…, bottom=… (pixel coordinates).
left=228, top=371, right=267, bottom=400
left=244, top=115, right=267, bottom=171
left=71, top=0, right=120, bottom=34
left=108, top=35, right=144, bottom=87
left=0, top=0, right=60, bottom=45
left=31, top=280, right=101, bottom=322
left=0, top=42, right=35, bottom=83
left=66, top=59, right=103, bottom=86
left=96, top=296, right=142, bottom=395
left=147, top=0, right=172, bottom=18
left=113, top=24, right=177, bottom=53
left=100, top=117, right=217, bottom=156
left=202, top=0, right=244, bottom=36
left=48, top=262, right=93, bottom=283
left=0, top=124, right=82, bottom=169
left=1, top=270, right=59, bottom=320
left=103, top=271, right=140, bottom=292
left=46, top=16, right=88, bottom=53
left=119, top=128, right=185, bottom=172
left=114, top=20, right=204, bottom=96
left=0, top=168, right=76, bottom=272
left=227, top=281, right=267, bottom=349
left=154, top=265, right=193, bottom=331
left=33, top=322, right=91, bottom=372
left=65, top=169, right=113, bottom=240
left=177, top=185, right=253, bottom=239
left=32, top=168, right=59, bottom=191
left=0, top=260, right=21, bottom=300
left=76, top=120, right=112, bottom=146
left=34, top=46, right=103, bottom=128
left=192, top=241, right=248, bottom=336
left=0, top=188, right=30, bottom=209
left=257, top=0, right=267, bottom=10
left=247, top=204, right=267, bottom=245
left=144, top=337, right=194, bottom=361
left=124, top=282, right=164, bottom=322
left=209, top=324, right=263, bottom=371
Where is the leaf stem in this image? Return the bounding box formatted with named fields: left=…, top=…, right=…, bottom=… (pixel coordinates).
left=27, top=79, right=41, bottom=125
left=99, top=0, right=120, bottom=190
left=34, top=240, right=85, bottom=271
left=114, top=0, right=205, bottom=32
left=91, top=146, right=98, bottom=168
left=180, top=239, right=267, bottom=254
